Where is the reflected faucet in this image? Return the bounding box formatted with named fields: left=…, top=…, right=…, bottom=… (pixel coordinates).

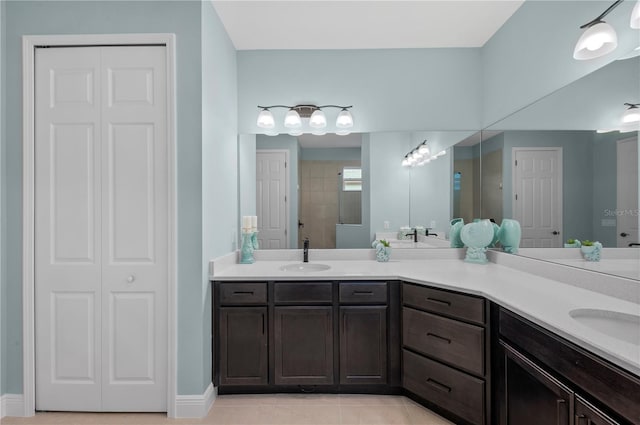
left=303, top=238, right=309, bottom=262
left=405, top=229, right=418, bottom=243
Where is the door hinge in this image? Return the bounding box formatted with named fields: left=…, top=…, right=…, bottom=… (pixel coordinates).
left=515, top=194, right=518, bottom=200
left=285, top=229, right=287, bottom=236
left=285, top=161, right=287, bottom=168
left=515, top=160, right=518, bottom=166
left=284, top=195, right=287, bottom=202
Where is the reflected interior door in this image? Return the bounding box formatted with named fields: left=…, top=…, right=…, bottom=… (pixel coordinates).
left=513, top=148, right=563, bottom=248
left=256, top=150, right=288, bottom=248
left=616, top=137, right=639, bottom=247
left=35, top=45, right=168, bottom=412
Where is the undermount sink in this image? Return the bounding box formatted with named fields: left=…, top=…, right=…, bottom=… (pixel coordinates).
left=569, top=308, right=640, bottom=345
left=280, top=263, right=331, bottom=272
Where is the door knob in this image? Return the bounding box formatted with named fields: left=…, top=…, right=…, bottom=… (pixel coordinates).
left=126, top=275, right=136, bottom=283
left=620, top=232, right=629, bottom=237
left=552, top=231, right=560, bottom=235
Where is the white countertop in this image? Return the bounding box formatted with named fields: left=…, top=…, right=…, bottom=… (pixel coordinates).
left=210, top=249, right=640, bottom=379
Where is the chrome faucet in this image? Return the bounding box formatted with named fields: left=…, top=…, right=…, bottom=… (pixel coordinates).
left=303, top=238, right=309, bottom=262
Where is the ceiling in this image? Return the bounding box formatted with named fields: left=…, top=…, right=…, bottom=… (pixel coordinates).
left=212, top=0, right=525, bottom=50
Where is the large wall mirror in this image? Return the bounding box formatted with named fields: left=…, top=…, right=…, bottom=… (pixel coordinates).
left=239, top=130, right=479, bottom=249
left=481, top=55, right=639, bottom=280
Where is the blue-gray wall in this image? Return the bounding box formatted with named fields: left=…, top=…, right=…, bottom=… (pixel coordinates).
left=200, top=0, right=238, bottom=395
left=481, top=0, right=640, bottom=127
left=1, top=0, right=237, bottom=397
left=238, top=49, right=483, bottom=134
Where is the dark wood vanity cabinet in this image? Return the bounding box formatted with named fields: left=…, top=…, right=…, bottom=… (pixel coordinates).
left=402, top=282, right=489, bottom=425
left=339, top=282, right=389, bottom=385
left=214, top=280, right=399, bottom=392
left=496, top=307, right=635, bottom=425
left=217, top=283, right=268, bottom=386
left=500, top=341, right=573, bottom=425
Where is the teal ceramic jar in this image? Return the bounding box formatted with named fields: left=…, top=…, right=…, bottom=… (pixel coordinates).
left=498, top=219, right=521, bottom=254
left=449, top=218, right=465, bottom=248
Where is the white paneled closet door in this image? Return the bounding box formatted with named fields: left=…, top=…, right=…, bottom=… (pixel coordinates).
left=35, top=45, right=168, bottom=412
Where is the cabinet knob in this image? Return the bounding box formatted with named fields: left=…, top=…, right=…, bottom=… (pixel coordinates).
left=552, top=231, right=560, bottom=235
left=620, top=232, right=629, bottom=237
left=127, top=275, right=136, bottom=283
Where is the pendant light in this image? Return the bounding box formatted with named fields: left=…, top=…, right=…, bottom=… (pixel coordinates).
left=620, top=102, right=640, bottom=132
left=284, top=109, right=302, bottom=128
left=336, top=108, right=354, bottom=129
left=309, top=109, right=327, bottom=129
left=256, top=108, right=275, bottom=129
left=573, top=0, right=623, bottom=60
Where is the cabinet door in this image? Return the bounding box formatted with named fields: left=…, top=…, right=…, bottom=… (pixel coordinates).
left=340, top=306, right=387, bottom=385
left=274, top=306, right=333, bottom=385
left=219, top=307, right=268, bottom=386
left=575, top=396, right=620, bottom=425
left=501, top=342, right=573, bottom=425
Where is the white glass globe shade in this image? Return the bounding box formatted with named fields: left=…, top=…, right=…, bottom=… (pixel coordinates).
left=573, top=21, right=618, bottom=60
left=336, top=109, right=354, bottom=128
left=631, top=1, right=640, bottom=29
left=401, top=158, right=411, bottom=167
left=288, top=129, right=303, bottom=136
left=418, top=143, right=430, bottom=156
left=336, top=130, right=351, bottom=136
left=256, top=109, right=275, bottom=129
left=284, top=109, right=302, bottom=128
left=309, top=109, right=327, bottom=129
left=622, top=106, right=640, bottom=124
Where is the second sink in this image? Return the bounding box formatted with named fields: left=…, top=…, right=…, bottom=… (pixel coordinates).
left=569, top=308, right=640, bottom=345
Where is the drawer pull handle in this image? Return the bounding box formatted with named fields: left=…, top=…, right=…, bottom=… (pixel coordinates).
left=556, top=399, right=567, bottom=425
left=426, top=378, right=451, bottom=393
left=353, top=291, right=374, bottom=295
left=425, top=297, right=451, bottom=306
left=233, top=291, right=255, bottom=295
left=427, top=333, right=452, bottom=344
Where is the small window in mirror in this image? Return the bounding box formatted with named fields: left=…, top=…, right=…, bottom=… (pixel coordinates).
left=342, top=167, right=362, bottom=192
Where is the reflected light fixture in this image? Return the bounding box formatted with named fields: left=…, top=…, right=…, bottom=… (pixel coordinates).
left=573, top=0, right=623, bottom=60
left=631, top=0, right=640, bottom=28
left=620, top=102, right=640, bottom=132
left=402, top=140, right=447, bottom=168
left=256, top=104, right=353, bottom=136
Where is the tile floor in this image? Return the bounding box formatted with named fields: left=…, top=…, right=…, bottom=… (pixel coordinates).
left=1, top=394, right=455, bottom=425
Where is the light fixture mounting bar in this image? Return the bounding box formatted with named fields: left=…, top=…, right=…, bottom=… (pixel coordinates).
left=580, top=0, right=624, bottom=28
left=624, top=102, right=640, bottom=107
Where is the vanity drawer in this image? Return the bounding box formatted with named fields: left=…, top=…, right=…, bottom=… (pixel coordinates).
left=403, top=283, right=485, bottom=325
left=403, top=307, right=485, bottom=376
left=274, top=281, right=333, bottom=304
left=339, top=282, right=387, bottom=304
left=219, top=282, right=267, bottom=305
left=403, top=349, right=485, bottom=425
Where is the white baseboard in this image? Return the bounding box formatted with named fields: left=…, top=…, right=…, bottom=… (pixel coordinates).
left=1, top=394, right=26, bottom=418
left=174, top=383, right=216, bottom=418
left=1, top=388, right=217, bottom=420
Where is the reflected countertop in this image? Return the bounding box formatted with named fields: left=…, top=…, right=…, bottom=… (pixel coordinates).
left=210, top=248, right=640, bottom=379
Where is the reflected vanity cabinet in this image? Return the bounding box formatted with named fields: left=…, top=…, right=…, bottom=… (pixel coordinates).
left=213, top=280, right=401, bottom=392
left=496, top=307, right=639, bottom=425
left=402, top=282, right=490, bottom=425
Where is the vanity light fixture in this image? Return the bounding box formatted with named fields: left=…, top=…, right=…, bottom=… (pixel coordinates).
left=402, top=140, right=447, bottom=168
left=573, top=0, right=623, bottom=60
left=256, top=104, right=354, bottom=136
